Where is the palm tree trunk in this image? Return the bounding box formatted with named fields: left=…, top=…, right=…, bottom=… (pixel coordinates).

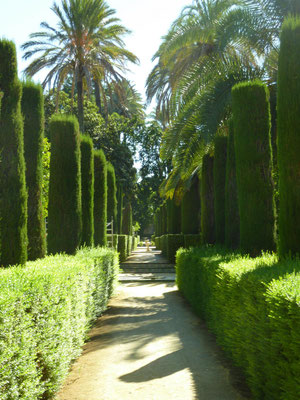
left=94, top=80, right=102, bottom=115
left=77, top=69, right=84, bottom=132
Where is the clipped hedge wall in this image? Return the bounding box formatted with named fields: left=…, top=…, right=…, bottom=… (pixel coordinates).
left=176, top=246, right=300, bottom=399
left=225, top=120, right=239, bottom=249
left=118, top=235, right=128, bottom=262
left=0, top=40, right=27, bottom=266
left=167, top=234, right=184, bottom=263
left=161, top=235, right=168, bottom=256
left=184, top=234, right=201, bottom=249
left=167, top=198, right=181, bottom=234
left=107, top=234, right=118, bottom=250
left=0, top=247, right=119, bottom=399
left=122, top=203, right=132, bottom=236
left=48, top=115, right=82, bottom=255
left=127, top=235, right=133, bottom=256
left=232, top=81, right=276, bottom=256
left=277, top=16, right=300, bottom=258
left=80, top=135, right=94, bottom=247
left=214, top=136, right=227, bottom=244
left=22, top=81, right=46, bottom=261
left=107, top=162, right=117, bottom=229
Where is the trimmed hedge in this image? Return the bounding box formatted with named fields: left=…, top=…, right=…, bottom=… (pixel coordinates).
left=232, top=81, right=276, bottom=256
left=22, top=81, right=46, bottom=261
left=80, top=135, right=94, bottom=247
left=127, top=235, right=133, bottom=256
left=0, top=40, right=27, bottom=266
left=225, top=120, right=239, bottom=249
left=181, top=177, right=200, bottom=234
left=161, top=203, right=167, bottom=235
left=94, top=149, right=107, bottom=247
left=117, top=185, right=123, bottom=234
left=122, top=203, right=133, bottom=235
left=201, top=154, right=215, bottom=244
left=107, top=234, right=118, bottom=250
left=167, top=234, right=184, bottom=263
left=0, top=247, right=119, bottom=399
left=213, top=136, right=227, bottom=244
left=107, top=163, right=117, bottom=230
left=184, top=234, right=201, bottom=249
left=277, top=16, right=300, bottom=258
left=161, top=234, right=168, bottom=256
left=118, top=235, right=128, bottom=262
left=176, top=246, right=300, bottom=399
left=48, top=115, right=82, bottom=255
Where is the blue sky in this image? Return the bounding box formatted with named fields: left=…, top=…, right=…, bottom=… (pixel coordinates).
left=0, top=0, right=191, bottom=102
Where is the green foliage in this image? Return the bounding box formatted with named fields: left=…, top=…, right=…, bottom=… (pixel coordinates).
left=48, top=114, right=82, bottom=254
left=277, top=16, right=300, bottom=257
left=22, top=81, right=46, bottom=261
left=0, top=247, right=119, bottom=399
left=107, top=234, right=118, bottom=250
left=184, top=234, right=201, bottom=249
left=167, top=198, right=181, bottom=234
left=181, top=177, right=200, bottom=234
left=94, top=149, right=107, bottom=247
left=176, top=246, right=300, bottom=399
left=167, top=234, right=184, bottom=263
left=225, top=120, right=239, bottom=249
left=201, top=154, right=215, bottom=244
left=122, top=203, right=133, bottom=235
left=232, top=81, right=276, bottom=255
left=117, top=185, right=123, bottom=234
left=127, top=235, right=133, bottom=256
left=213, top=136, right=227, bottom=244
left=0, top=40, right=27, bottom=266
left=42, top=137, right=51, bottom=219
left=107, top=162, right=117, bottom=229
left=80, top=135, right=94, bottom=247
left=117, top=235, right=128, bottom=262
left=161, top=235, right=168, bottom=256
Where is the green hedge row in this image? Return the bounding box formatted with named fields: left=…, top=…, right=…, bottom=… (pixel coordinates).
left=0, top=247, right=119, bottom=399
left=176, top=246, right=300, bottom=399
left=117, top=234, right=137, bottom=262
left=167, top=234, right=184, bottom=263
left=155, top=234, right=201, bottom=263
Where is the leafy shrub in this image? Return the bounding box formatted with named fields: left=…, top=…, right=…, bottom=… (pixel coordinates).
left=22, top=81, right=46, bottom=261
left=80, top=135, right=94, bottom=247
left=117, top=235, right=128, bottom=262
left=0, top=247, right=119, bottom=399
left=0, top=40, right=27, bottom=266
left=176, top=246, right=300, bottom=399
left=48, top=115, right=82, bottom=255
left=184, top=234, right=201, bottom=249
left=277, top=16, right=300, bottom=257
left=232, top=81, right=276, bottom=256
left=167, top=234, right=184, bottom=263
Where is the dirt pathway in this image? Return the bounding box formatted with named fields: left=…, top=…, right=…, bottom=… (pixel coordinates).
left=57, top=282, right=248, bottom=400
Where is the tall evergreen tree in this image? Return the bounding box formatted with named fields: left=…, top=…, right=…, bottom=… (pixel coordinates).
left=48, top=115, right=82, bottom=254
left=22, top=81, right=46, bottom=260
left=107, top=162, right=117, bottom=231
left=181, top=177, right=200, bottom=234
left=117, top=185, right=123, bottom=234
left=81, top=134, right=94, bottom=246
left=94, top=149, right=107, bottom=246
left=122, top=202, right=133, bottom=236
left=0, top=40, right=27, bottom=266
left=201, top=154, right=215, bottom=244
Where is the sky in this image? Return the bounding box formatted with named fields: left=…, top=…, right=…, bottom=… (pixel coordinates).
left=0, top=0, right=192, bottom=104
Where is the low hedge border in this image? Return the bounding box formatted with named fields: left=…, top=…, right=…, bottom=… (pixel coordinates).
left=176, top=245, right=300, bottom=399
left=184, top=234, right=201, bottom=249
left=0, top=247, right=119, bottom=400
left=117, top=235, right=128, bottom=262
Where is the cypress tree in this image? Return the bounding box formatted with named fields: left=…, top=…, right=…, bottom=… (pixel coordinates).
left=48, top=115, right=82, bottom=254
left=213, top=136, right=228, bottom=244
left=94, top=149, right=107, bottom=246
left=167, top=198, right=181, bottom=234
left=181, top=177, right=200, bottom=234
left=162, top=202, right=167, bottom=234
left=232, top=81, right=276, bottom=256
left=122, top=203, right=133, bottom=235
left=107, top=162, right=117, bottom=231
left=0, top=40, right=27, bottom=266
left=22, top=81, right=46, bottom=260
left=80, top=134, right=94, bottom=247
left=201, top=154, right=215, bottom=244
left=277, top=17, right=300, bottom=258
left=225, top=120, right=240, bottom=249
left=117, top=185, right=123, bottom=234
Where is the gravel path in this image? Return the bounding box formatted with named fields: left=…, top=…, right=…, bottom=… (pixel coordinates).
left=57, top=282, right=248, bottom=400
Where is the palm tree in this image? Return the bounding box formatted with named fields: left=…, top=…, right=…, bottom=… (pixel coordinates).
left=22, top=0, right=138, bottom=131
